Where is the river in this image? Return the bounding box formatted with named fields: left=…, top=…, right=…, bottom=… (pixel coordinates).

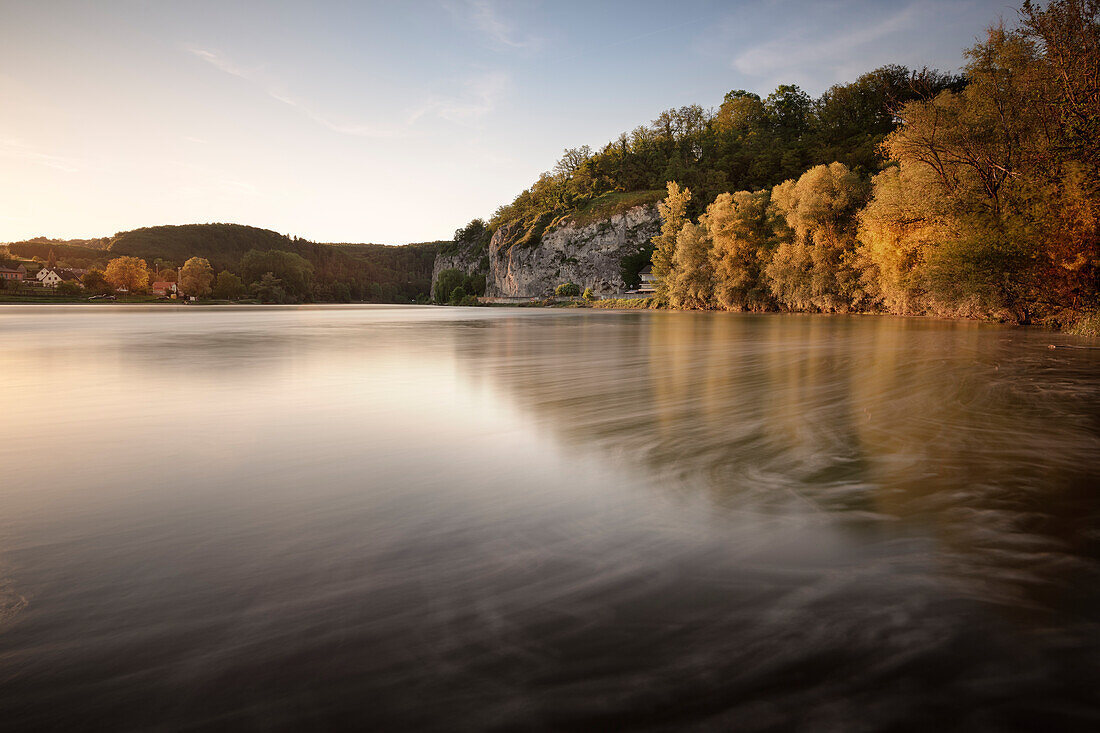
left=0, top=305, right=1098, bottom=731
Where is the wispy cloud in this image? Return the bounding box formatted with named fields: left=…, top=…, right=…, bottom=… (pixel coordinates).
left=267, top=90, right=403, bottom=138
left=730, top=1, right=928, bottom=85
left=186, top=45, right=401, bottom=138
left=445, top=0, right=541, bottom=49
left=187, top=47, right=258, bottom=79
left=406, top=71, right=510, bottom=126
left=0, top=137, right=81, bottom=172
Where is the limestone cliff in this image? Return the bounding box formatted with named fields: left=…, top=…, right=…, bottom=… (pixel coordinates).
left=484, top=204, right=659, bottom=297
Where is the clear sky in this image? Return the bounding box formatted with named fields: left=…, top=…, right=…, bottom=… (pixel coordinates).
left=1, top=0, right=1018, bottom=244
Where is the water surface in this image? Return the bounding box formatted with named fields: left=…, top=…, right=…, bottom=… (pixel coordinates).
left=1, top=305, right=1098, bottom=731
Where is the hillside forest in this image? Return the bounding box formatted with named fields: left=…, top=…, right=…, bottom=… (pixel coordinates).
left=1, top=225, right=440, bottom=303
left=474, top=0, right=1098, bottom=328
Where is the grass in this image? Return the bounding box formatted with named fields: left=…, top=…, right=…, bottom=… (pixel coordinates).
left=1066, top=311, right=1100, bottom=337
left=564, top=190, right=663, bottom=229
left=592, top=296, right=664, bottom=309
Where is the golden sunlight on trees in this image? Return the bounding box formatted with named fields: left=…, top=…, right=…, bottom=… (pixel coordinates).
left=105, top=256, right=149, bottom=293
left=669, top=222, right=713, bottom=309
left=651, top=181, right=691, bottom=301
left=179, top=257, right=214, bottom=297
left=706, top=190, right=774, bottom=311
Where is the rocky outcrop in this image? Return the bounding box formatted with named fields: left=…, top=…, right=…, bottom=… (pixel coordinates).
left=486, top=204, right=659, bottom=297
left=431, top=247, right=484, bottom=287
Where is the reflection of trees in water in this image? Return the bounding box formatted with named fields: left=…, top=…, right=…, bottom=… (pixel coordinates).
left=458, top=312, right=1100, bottom=616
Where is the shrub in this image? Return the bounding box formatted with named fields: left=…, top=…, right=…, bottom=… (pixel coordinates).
left=555, top=281, right=580, bottom=297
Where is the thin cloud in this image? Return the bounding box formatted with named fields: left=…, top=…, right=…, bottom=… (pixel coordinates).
left=187, top=47, right=257, bottom=79
left=0, top=137, right=81, bottom=173
left=446, top=0, right=541, bottom=49
left=730, top=1, right=930, bottom=86
left=186, top=45, right=400, bottom=138
left=406, top=71, right=509, bottom=126
left=268, top=90, right=403, bottom=138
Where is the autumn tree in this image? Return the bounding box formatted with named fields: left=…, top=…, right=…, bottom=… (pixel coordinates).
left=766, top=163, right=869, bottom=311
left=668, top=222, right=713, bottom=309
left=705, top=190, right=775, bottom=311
left=651, top=181, right=692, bottom=301
left=105, top=256, right=149, bottom=293
left=179, top=257, right=214, bottom=297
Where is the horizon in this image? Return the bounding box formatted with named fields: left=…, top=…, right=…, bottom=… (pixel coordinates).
left=2, top=0, right=1016, bottom=244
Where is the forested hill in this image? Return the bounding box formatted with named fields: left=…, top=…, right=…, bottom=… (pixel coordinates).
left=487, top=64, right=964, bottom=242
left=475, top=0, right=1099, bottom=330
left=4, top=224, right=441, bottom=302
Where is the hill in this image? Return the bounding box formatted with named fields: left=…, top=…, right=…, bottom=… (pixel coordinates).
left=4, top=224, right=440, bottom=302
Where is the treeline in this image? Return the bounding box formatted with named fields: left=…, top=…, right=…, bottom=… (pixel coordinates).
left=6, top=223, right=441, bottom=302
left=650, top=1, right=1098, bottom=326
left=487, top=66, right=965, bottom=246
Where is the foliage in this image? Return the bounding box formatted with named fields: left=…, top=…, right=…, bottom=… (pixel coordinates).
left=630, top=0, right=1098, bottom=326
left=212, top=271, right=245, bottom=300
left=82, top=269, right=111, bottom=295
left=555, top=281, right=581, bottom=297
left=240, top=250, right=313, bottom=300
left=434, top=268, right=485, bottom=304
left=583, top=287, right=596, bottom=301
left=105, top=256, right=149, bottom=292
left=56, top=281, right=82, bottom=296
left=253, top=273, right=287, bottom=304
left=179, top=257, right=214, bottom=297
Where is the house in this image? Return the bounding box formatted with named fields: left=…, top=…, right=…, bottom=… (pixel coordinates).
left=39, top=268, right=64, bottom=287
left=0, top=264, right=27, bottom=282
left=637, top=264, right=657, bottom=293
left=39, top=268, right=82, bottom=288
left=151, top=281, right=178, bottom=296
left=35, top=267, right=50, bottom=281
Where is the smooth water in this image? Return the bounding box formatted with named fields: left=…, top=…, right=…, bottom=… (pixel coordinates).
left=0, top=305, right=1098, bottom=731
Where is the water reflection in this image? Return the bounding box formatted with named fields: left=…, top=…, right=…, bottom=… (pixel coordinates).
left=0, top=305, right=1097, bottom=731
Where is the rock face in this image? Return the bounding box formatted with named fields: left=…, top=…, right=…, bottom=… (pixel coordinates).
left=485, top=204, right=659, bottom=297
left=431, top=248, right=484, bottom=288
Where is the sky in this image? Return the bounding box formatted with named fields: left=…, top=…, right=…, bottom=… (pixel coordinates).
left=1, top=0, right=1020, bottom=244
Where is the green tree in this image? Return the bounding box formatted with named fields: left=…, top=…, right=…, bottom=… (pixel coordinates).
left=254, top=272, right=287, bottom=304
left=240, top=250, right=313, bottom=300
left=212, top=271, right=245, bottom=300
left=82, top=269, right=111, bottom=295
left=582, top=287, right=596, bottom=301
left=434, top=268, right=465, bottom=304
left=449, top=285, right=467, bottom=304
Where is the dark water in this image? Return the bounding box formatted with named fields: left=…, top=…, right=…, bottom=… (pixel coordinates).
left=1, top=305, right=1098, bottom=731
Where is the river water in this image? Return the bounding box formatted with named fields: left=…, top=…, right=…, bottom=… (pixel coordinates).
left=0, top=305, right=1098, bottom=731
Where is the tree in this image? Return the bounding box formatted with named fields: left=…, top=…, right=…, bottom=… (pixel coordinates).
left=254, top=272, right=287, bottom=304
left=766, top=162, right=869, bottom=311
left=82, top=269, right=111, bottom=295
left=179, top=257, right=214, bottom=297
left=57, top=280, right=82, bottom=296
left=434, top=268, right=465, bottom=304
left=212, top=271, right=245, bottom=300
left=46, top=248, right=57, bottom=269
left=583, top=287, right=596, bottom=301
left=105, top=256, right=149, bottom=293
left=651, top=181, right=692, bottom=300
left=706, top=190, right=775, bottom=311
left=239, top=249, right=313, bottom=300
left=668, top=222, right=713, bottom=309
left=555, top=282, right=580, bottom=297
left=449, top=285, right=467, bottom=304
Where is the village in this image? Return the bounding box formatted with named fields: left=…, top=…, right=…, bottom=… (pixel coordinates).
left=0, top=252, right=186, bottom=300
